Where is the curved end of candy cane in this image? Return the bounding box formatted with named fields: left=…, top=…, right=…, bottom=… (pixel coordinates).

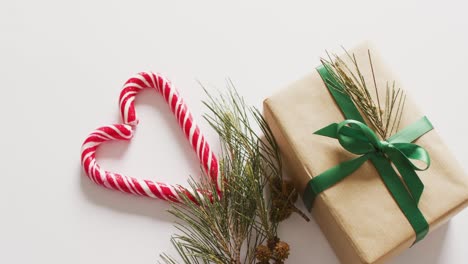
left=99, top=124, right=134, bottom=140
left=120, top=98, right=139, bottom=126
left=119, top=88, right=138, bottom=126
left=119, top=72, right=161, bottom=126
left=81, top=124, right=134, bottom=154
left=126, top=119, right=139, bottom=126
left=80, top=124, right=135, bottom=184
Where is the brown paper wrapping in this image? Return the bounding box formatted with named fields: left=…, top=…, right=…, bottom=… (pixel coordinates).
left=263, top=43, right=468, bottom=264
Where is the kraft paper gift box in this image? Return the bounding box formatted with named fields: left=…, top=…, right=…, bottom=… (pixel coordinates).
left=263, top=43, right=468, bottom=264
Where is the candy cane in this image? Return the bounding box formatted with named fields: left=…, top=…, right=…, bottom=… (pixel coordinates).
left=81, top=72, right=220, bottom=202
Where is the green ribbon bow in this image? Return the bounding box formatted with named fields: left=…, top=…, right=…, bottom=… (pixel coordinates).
left=303, top=65, right=434, bottom=243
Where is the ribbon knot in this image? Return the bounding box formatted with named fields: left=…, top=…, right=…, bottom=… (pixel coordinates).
left=335, top=119, right=386, bottom=154
left=314, top=118, right=431, bottom=205
left=377, top=141, right=391, bottom=152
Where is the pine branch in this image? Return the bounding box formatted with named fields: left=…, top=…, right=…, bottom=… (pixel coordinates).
left=161, top=82, right=306, bottom=263
left=321, top=49, right=406, bottom=139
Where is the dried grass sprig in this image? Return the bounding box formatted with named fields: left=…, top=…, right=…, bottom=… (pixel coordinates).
left=321, top=48, right=406, bottom=139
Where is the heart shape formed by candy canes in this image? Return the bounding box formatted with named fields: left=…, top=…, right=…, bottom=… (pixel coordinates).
left=80, top=72, right=220, bottom=202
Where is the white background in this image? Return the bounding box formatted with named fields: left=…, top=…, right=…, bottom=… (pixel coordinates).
left=1, top=1, right=467, bottom=263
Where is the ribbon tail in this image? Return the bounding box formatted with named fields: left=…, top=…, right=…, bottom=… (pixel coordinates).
left=314, top=123, right=339, bottom=138
left=371, top=155, right=429, bottom=243
left=303, top=155, right=370, bottom=210
left=388, top=116, right=433, bottom=143
left=314, top=122, right=371, bottom=143
left=386, top=151, right=425, bottom=204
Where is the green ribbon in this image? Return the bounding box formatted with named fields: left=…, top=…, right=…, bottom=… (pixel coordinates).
left=303, top=65, right=434, bottom=243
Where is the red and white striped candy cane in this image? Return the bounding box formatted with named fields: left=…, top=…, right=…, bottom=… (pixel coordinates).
left=81, top=72, right=220, bottom=202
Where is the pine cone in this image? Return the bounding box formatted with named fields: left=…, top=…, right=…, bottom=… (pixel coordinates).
left=270, top=180, right=299, bottom=222
left=255, top=244, right=271, bottom=263
left=267, top=236, right=280, bottom=250
left=281, top=181, right=298, bottom=202
left=273, top=241, right=290, bottom=261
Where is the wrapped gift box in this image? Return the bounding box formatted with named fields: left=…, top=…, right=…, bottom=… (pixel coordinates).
left=263, top=43, right=468, bottom=264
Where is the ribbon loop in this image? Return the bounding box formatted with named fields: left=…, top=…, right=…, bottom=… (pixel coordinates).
left=390, top=143, right=431, bottom=171
left=336, top=120, right=380, bottom=154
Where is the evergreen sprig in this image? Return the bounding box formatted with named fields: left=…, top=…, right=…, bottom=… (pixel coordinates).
left=321, top=49, right=406, bottom=139
left=161, top=82, right=306, bottom=264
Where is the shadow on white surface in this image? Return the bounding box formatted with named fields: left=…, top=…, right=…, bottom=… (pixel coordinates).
left=280, top=202, right=450, bottom=264
left=279, top=212, right=341, bottom=264
left=389, top=223, right=450, bottom=264
left=80, top=169, right=176, bottom=223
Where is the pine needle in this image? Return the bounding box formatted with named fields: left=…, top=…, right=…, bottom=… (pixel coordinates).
left=321, top=49, right=406, bottom=139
